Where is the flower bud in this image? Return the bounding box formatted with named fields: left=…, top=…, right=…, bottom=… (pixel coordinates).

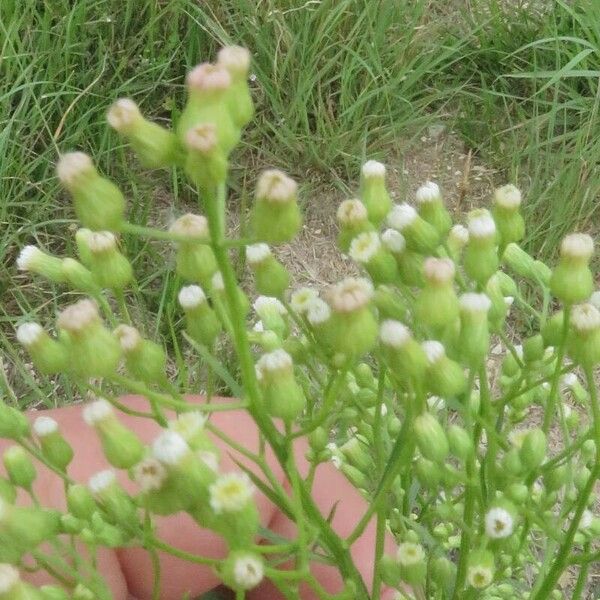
left=88, top=470, right=137, bottom=526
left=492, top=184, right=525, bottom=245
left=256, top=349, right=305, bottom=421
left=16, top=323, right=68, bottom=376
left=83, top=231, right=133, bottom=290
left=253, top=296, right=288, bottom=339
left=396, top=541, right=427, bottom=585
left=501, top=447, right=523, bottom=477
left=467, top=549, right=495, bottom=589
left=220, top=551, right=264, bottom=591
left=217, top=46, right=254, bottom=128
left=210, top=271, right=251, bottom=329
left=33, top=416, right=73, bottom=471
left=381, top=228, right=425, bottom=287
left=67, top=484, right=97, bottom=520
left=340, top=436, right=371, bottom=471
left=458, top=293, right=492, bottom=367
left=61, top=258, right=99, bottom=294
left=373, top=284, right=407, bottom=321
left=415, top=181, right=451, bottom=237
left=326, top=278, right=378, bottom=362
left=308, top=427, right=329, bottom=453
left=430, top=555, right=456, bottom=592
left=0, top=478, right=15, bottom=505
left=359, top=160, right=392, bottom=227
left=415, top=457, right=442, bottom=489
left=519, top=428, right=546, bottom=471
left=413, top=412, right=449, bottom=464
left=16, top=245, right=64, bottom=283
left=379, top=320, right=428, bottom=385
left=415, top=258, right=459, bottom=335
left=83, top=398, right=144, bottom=469
left=40, top=585, right=71, bottom=600
left=422, top=340, right=467, bottom=398
left=114, top=325, right=167, bottom=384
left=464, top=209, right=498, bottom=285
left=56, top=152, right=125, bottom=231
left=544, top=464, right=568, bottom=492
left=542, top=310, right=565, bottom=347
left=336, top=199, right=375, bottom=252
left=107, top=98, right=180, bottom=169
left=340, top=462, right=368, bottom=489
left=170, top=213, right=217, bottom=286
left=550, top=233, right=594, bottom=304
left=0, top=399, right=29, bottom=442
left=495, top=270, right=518, bottom=297
left=568, top=303, right=600, bottom=367
left=178, top=285, right=222, bottom=347
left=3, top=447, right=35, bottom=490
left=57, top=299, right=121, bottom=378
left=387, top=203, right=439, bottom=254
left=349, top=232, right=398, bottom=284
left=485, top=273, right=509, bottom=333
left=379, top=555, right=401, bottom=587
left=251, top=170, right=302, bottom=243
left=447, top=424, right=473, bottom=461
left=178, top=63, right=239, bottom=155
left=73, top=585, right=95, bottom=600
left=246, top=243, right=290, bottom=298
left=446, top=223, right=469, bottom=260
left=168, top=412, right=217, bottom=456
left=183, top=123, right=228, bottom=189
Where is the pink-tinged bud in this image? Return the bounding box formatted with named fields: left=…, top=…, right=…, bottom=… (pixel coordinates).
left=464, top=209, right=498, bottom=285
left=550, top=233, right=595, bottom=304
left=85, top=231, right=133, bottom=290
left=217, top=46, right=254, bottom=128
left=184, top=123, right=228, bottom=189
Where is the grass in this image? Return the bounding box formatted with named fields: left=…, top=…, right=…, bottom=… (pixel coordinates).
left=2, top=0, right=600, bottom=409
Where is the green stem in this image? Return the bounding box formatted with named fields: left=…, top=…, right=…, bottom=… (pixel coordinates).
left=571, top=542, right=590, bottom=600
left=150, top=538, right=219, bottom=567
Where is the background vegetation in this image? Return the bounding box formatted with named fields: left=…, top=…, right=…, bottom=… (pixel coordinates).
left=2, top=0, right=600, bottom=409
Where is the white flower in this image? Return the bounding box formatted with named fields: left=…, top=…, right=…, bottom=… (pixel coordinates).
left=232, top=553, right=264, bottom=589
left=290, top=287, right=319, bottom=314
left=152, top=430, right=190, bottom=465
left=89, top=470, right=116, bottom=495
left=186, top=63, right=231, bottom=91
left=133, top=458, right=167, bottom=492
left=485, top=507, right=514, bottom=539
left=467, top=565, right=493, bottom=589
left=396, top=542, right=425, bottom=566
left=326, top=443, right=343, bottom=469
left=169, top=213, right=209, bottom=240
left=253, top=296, right=286, bottom=317
left=56, top=152, right=93, bottom=186
left=16, top=245, right=43, bottom=271
left=57, top=299, right=100, bottom=333
left=459, top=293, right=492, bottom=314
left=168, top=411, right=207, bottom=441
left=33, top=416, right=58, bottom=437
left=82, top=398, right=113, bottom=425
left=246, top=243, right=271, bottom=264
left=256, top=170, right=297, bottom=203
left=178, top=285, right=206, bottom=310
left=306, top=298, right=331, bottom=325
left=387, top=203, right=417, bottom=231
left=217, top=46, right=251, bottom=76
left=560, top=233, right=594, bottom=260
left=381, top=228, right=406, bottom=253
left=87, top=231, right=117, bottom=254
left=379, top=320, right=410, bottom=348
left=209, top=472, right=254, bottom=513
left=328, top=277, right=373, bottom=313
left=16, top=322, right=44, bottom=347
left=361, top=160, right=386, bottom=178
left=337, top=199, right=368, bottom=225
left=468, top=211, right=496, bottom=239
left=494, top=184, right=522, bottom=209
left=0, top=563, right=20, bottom=593
left=449, top=224, right=469, bottom=247
left=185, top=123, right=218, bottom=153
left=426, top=395, right=446, bottom=411
left=114, top=324, right=142, bottom=352
left=571, top=303, right=600, bottom=332
left=423, top=257, right=455, bottom=283
left=349, top=231, right=381, bottom=264
left=256, top=349, right=293, bottom=375
left=422, top=340, right=445, bottom=365
left=107, top=98, right=141, bottom=132
left=415, top=181, right=441, bottom=204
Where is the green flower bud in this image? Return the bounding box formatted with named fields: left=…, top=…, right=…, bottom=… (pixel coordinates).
left=84, top=231, right=133, bottom=290
left=16, top=245, right=64, bottom=283
left=550, top=234, right=594, bottom=304
left=379, top=555, right=401, bottom=587
left=581, top=439, right=596, bottom=464
left=0, top=478, right=15, bottom=505
left=381, top=228, right=426, bottom=287
left=464, top=209, right=498, bottom=285
left=74, top=228, right=94, bottom=266
left=495, top=270, right=518, bottom=297
left=501, top=349, right=521, bottom=377
left=107, top=98, right=180, bottom=169
left=0, top=400, right=30, bottom=440
left=178, top=63, right=239, bottom=155
left=397, top=541, right=427, bottom=585
left=533, top=260, right=552, bottom=285
left=574, top=466, right=590, bottom=492
left=178, top=284, right=222, bottom=347
left=340, top=462, right=368, bottom=489
left=501, top=448, right=523, bottom=477
left=67, top=484, right=97, bottom=520
left=183, top=123, right=228, bottom=189
left=486, top=273, right=510, bottom=333
left=458, top=293, right=492, bottom=367
left=33, top=416, right=73, bottom=471
left=257, top=349, right=305, bottom=422
left=60, top=513, right=85, bottom=534
left=387, top=203, right=440, bottom=254
left=414, top=412, right=449, bottom=464
left=349, top=232, right=398, bottom=284
left=83, top=399, right=144, bottom=469
left=355, top=362, right=376, bottom=389
left=467, top=549, right=495, bottom=589
left=246, top=244, right=290, bottom=298
left=423, top=340, right=467, bottom=398
left=446, top=224, right=469, bottom=261
left=3, top=446, right=35, bottom=490
left=57, top=299, right=121, bottom=378
left=415, top=181, right=452, bottom=237
left=359, top=161, right=392, bottom=227
left=373, top=283, right=407, bottom=321
left=340, top=435, right=371, bottom=471
left=114, top=325, right=167, bottom=384
left=250, top=170, right=302, bottom=244
left=415, top=258, right=459, bottom=336
left=220, top=551, right=264, bottom=591
left=502, top=242, right=536, bottom=280
left=505, top=482, right=529, bottom=505
left=73, top=585, right=94, bottom=600
left=168, top=411, right=218, bottom=456
left=308, top=427, right=329, bottom=453
left=253, top=296, right=288, bottom=339
left=40, top=585, right=71, bottom=600
left=430, top=555, right=456, bottom=592
left=336, top=199, right=375, bottom=253
left=544, top=464, right=568, bottom=492
left=56, top=152, right=125, bottom=231
left=522, top=334, right=544, bottom=364
left=415, top=457, right=442, bottom=490
left=210, top=272, right=251, bottom=327
left=88, top=470, right=137, bottom=526
left=519, top=428, right=546, bottom=471
left=492, top=184, right=525, bottom=245
left=447, top=424, right=473, bottom=461
left=542, top=310, right=564, bottom=347
left=61, top=258, right=99, bottom=294
left=327, top=278, right=378, bottom=362
left=16, top=323, right=69, bottom=376
left=217, top=46, right=254, bottom=129
left=379, top=320, right=428, bottom=385
left=170, top=213, right=217, bottom=286
left=568, top=303, right=600, bottom=367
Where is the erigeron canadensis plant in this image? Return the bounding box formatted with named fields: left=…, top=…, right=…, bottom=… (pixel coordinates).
left=4, top=45, right=600, bottom=600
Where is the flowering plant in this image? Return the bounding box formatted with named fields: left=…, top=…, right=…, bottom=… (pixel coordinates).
left=4, top=45, right=600, bottom=600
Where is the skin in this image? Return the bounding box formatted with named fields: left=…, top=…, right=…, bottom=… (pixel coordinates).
left=0, top=396, right=397, bottom=600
